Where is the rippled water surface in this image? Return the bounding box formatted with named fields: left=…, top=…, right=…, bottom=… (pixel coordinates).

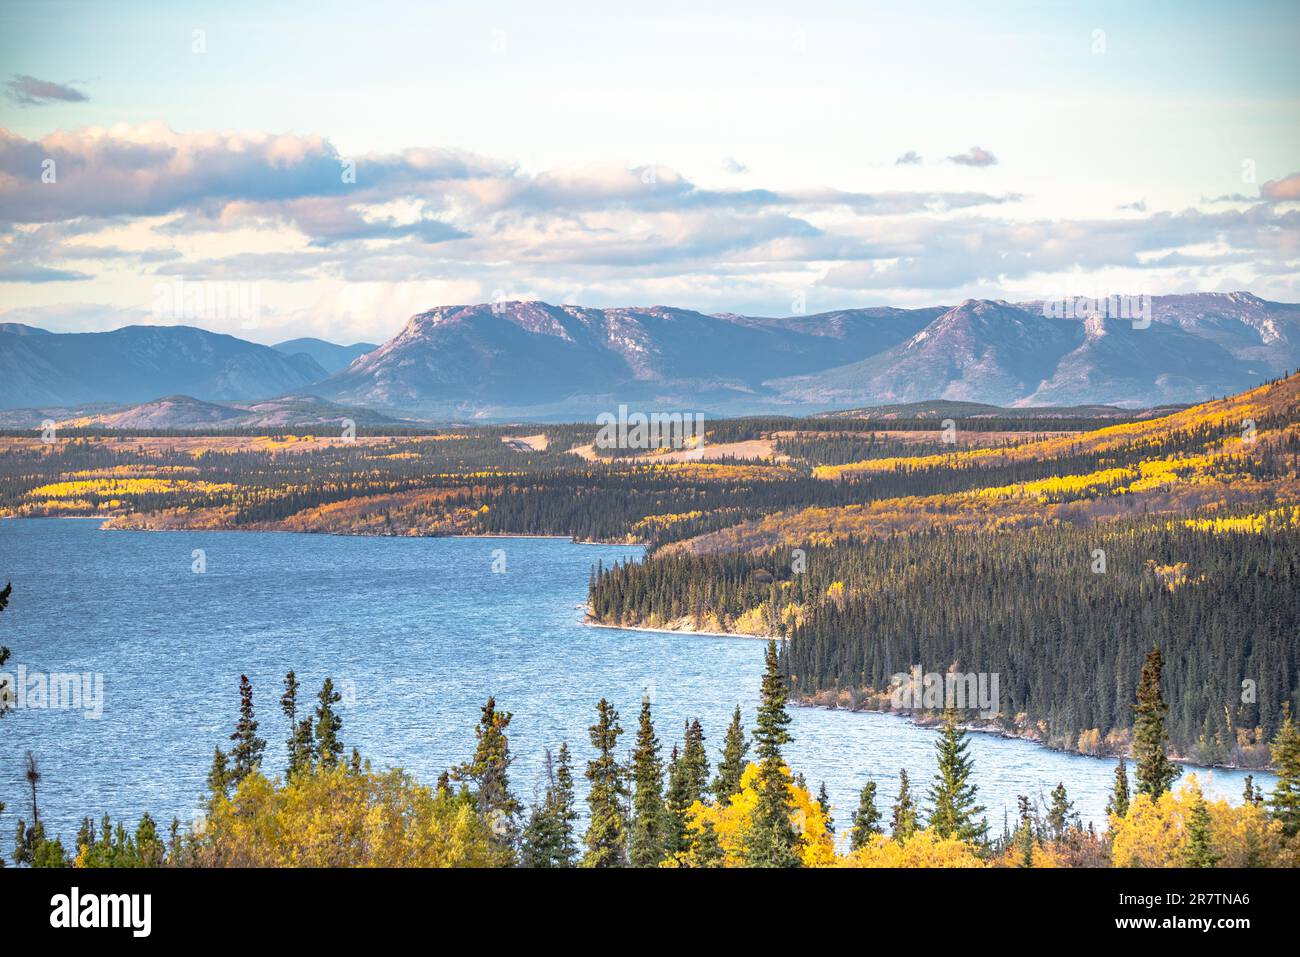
left=0, top=518, right=1272, bottom=844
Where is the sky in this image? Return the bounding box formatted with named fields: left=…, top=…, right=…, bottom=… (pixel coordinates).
left=0, top=0, right=1297, bottom=344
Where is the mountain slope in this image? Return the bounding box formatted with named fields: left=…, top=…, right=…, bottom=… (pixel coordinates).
left=273, top=337, right=379, bottom=374
left=0, top=325, right=330, bottom=408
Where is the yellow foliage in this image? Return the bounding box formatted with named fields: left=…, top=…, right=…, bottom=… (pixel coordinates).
left=1109, top=777, right=1289, bottom=868
left=192, top=764, right=503, bottom=867
left=683, top=763, right=836, bottom=867
left=839, top=829, right=988, bottom=868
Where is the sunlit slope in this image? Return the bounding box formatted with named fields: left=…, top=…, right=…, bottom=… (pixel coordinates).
left=668, top=372, right=1300, bottom=554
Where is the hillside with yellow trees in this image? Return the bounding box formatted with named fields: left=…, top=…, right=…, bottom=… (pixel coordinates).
left=591, top=374, right=1300, bottom=769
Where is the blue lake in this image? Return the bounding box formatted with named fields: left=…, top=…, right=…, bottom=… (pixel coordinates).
left=0, top=518, right=1273, bottom=846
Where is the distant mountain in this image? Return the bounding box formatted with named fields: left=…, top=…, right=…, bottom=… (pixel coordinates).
left=0, top=393, right=405, bottom=430
left=317, top=301, right=941, bottom=417
left=272, top=337, right=378, bottom=374
left=0, top=325, right=329, bottom=408
left=6, top=293, right=1297, bottom=416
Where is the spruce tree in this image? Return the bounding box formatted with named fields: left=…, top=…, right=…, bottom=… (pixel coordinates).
left=1132, top=646, right=1177, bottom=799
left=552, top=742, right=578, bottom=865
left=628, top=697, right=666, bottom=867
left=205, top=746, right=231, bottom=806
left=744, top=640, right=800, bottom=867
left=0, top=582, right=11, bottom=721
left=1013, top=794, right=1036, bottom=867
left=1045, top=782, right=1074, bottom=841
left=1183, top=788, right=1221, bottom=867
left=228, top=674, right=266, bottom=786
left=522, top=746, right=576, bottom=868
left=817, top=782, right=834, bottom=834
left=280, top=670, right=308, bottom=775
left=455, top=696, right=521, bottom=860
left=681, top=718, right=709, bottom=800
left=891, top=769, right=917, bottom=841
left=849, top=780, right=881, bottom=851
left=711, top=705, right=749, bottom=802
left=664, top=745, right=690, bottom=857
left=582, top=698, right=629, bottom=867
left=927, top=710, right=987, bottom=842
left=314, top=678, right=344, bottom=768
left=1106, top=758, right=1131, bottom=818
left=1267, top=704, right=1300, bottom=837
left=689, top=818, right=726, bottom=868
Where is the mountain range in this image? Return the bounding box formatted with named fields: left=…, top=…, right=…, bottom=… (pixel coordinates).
left=2, top=292, right=1296, bottom=420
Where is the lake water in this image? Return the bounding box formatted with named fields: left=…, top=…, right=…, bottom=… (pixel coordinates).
left=0, top=518, right=1273, bottom=848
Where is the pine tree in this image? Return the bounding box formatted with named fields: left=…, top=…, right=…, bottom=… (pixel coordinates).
left=891, top=769, right=917, bottom=841
left=688, top=818, right=726, bottom=868
left=1267, top=704, right=1300, bottom=837
left=0, top=582, right=12, bottom=722
left=205, top=746, right=231, bottom=806
left=314, top=678, right=344, bottom=768
left=552, top=742, right=578, bottom=866
left=582, top=698, right=628, bottom=868
left=280, top=670, right=309, bottom=776
left=927, top=710, right=987, bottom=842
left=1132, top=646, right=1177, bottom=799
left=454, top=696, right=521, bottom=860
left=849, top=780, right=881, bottom=851
left=1014, top=794, right=1036, bottom=867
left=1046, top=782, right=1074, bottom=841
left=522, top=746, right=575, bottom=868
left=817, top=782, right=834, bottom=834
left=711, top=705, right=749, bottom=802
left=680, top=718, right=709, bottom=801
left=1183, top=788, right=1221, bottom=867
left=628, top=697, right=667, bottom=867
left=744, top=640, right=800, bottom=867
left=1106, top=758, right=1131, bottom=818
left=664, top=745, right=690, bottom=857
left=228, top=674, right=266, bottom=786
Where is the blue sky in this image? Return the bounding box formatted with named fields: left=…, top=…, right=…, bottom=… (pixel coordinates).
left=1, top=0, right=1297, bottom=343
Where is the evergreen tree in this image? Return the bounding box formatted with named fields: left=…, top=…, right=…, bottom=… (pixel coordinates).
left=1241, top=773, right=1263, bottom=808
left=314, top=678, right=344, bottom=769
left=1267, top=704, right=1300, bottom=837
left=1106, top=758, right=1131, bottom=818
left=688, top=818, right=726, bottom=868
left=522, top=745, right=577, bottom=868
left=664, top=745, right=690, bottom=857
left=454, top=696, right=521, bottom=860
left=1132, top=646, right=1177, bottom=799
left=205, top=746, right=231, bottom=806
left=1183, top=788, right=1221, bottom=867
left=926, top=710, right=987, bottom=842
left=280, top=670, right=310, bottom=775
left=628, top=697, right=667, bottom=867
left=891, top=769, right=917, bottom=841
left=680, top=718, right=709, bottom=801
left=228, top=674, right=266, bottom=786
left=744, top=640, right=800, bottom=867
left=1014, top=794, right=1036, bottom=867
left=0, top=582, right=12, bottom=722
left=1046, top=782, right=1074, bottom=841
left=849, top=780, right=881, bottom=851
left=582, top=698, right=629, bottom=868
left=817, top=782, right=834, bottom=834
left=552, top=742, right=578, bottom=865
left=711, top=705, right=749, bottom=802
